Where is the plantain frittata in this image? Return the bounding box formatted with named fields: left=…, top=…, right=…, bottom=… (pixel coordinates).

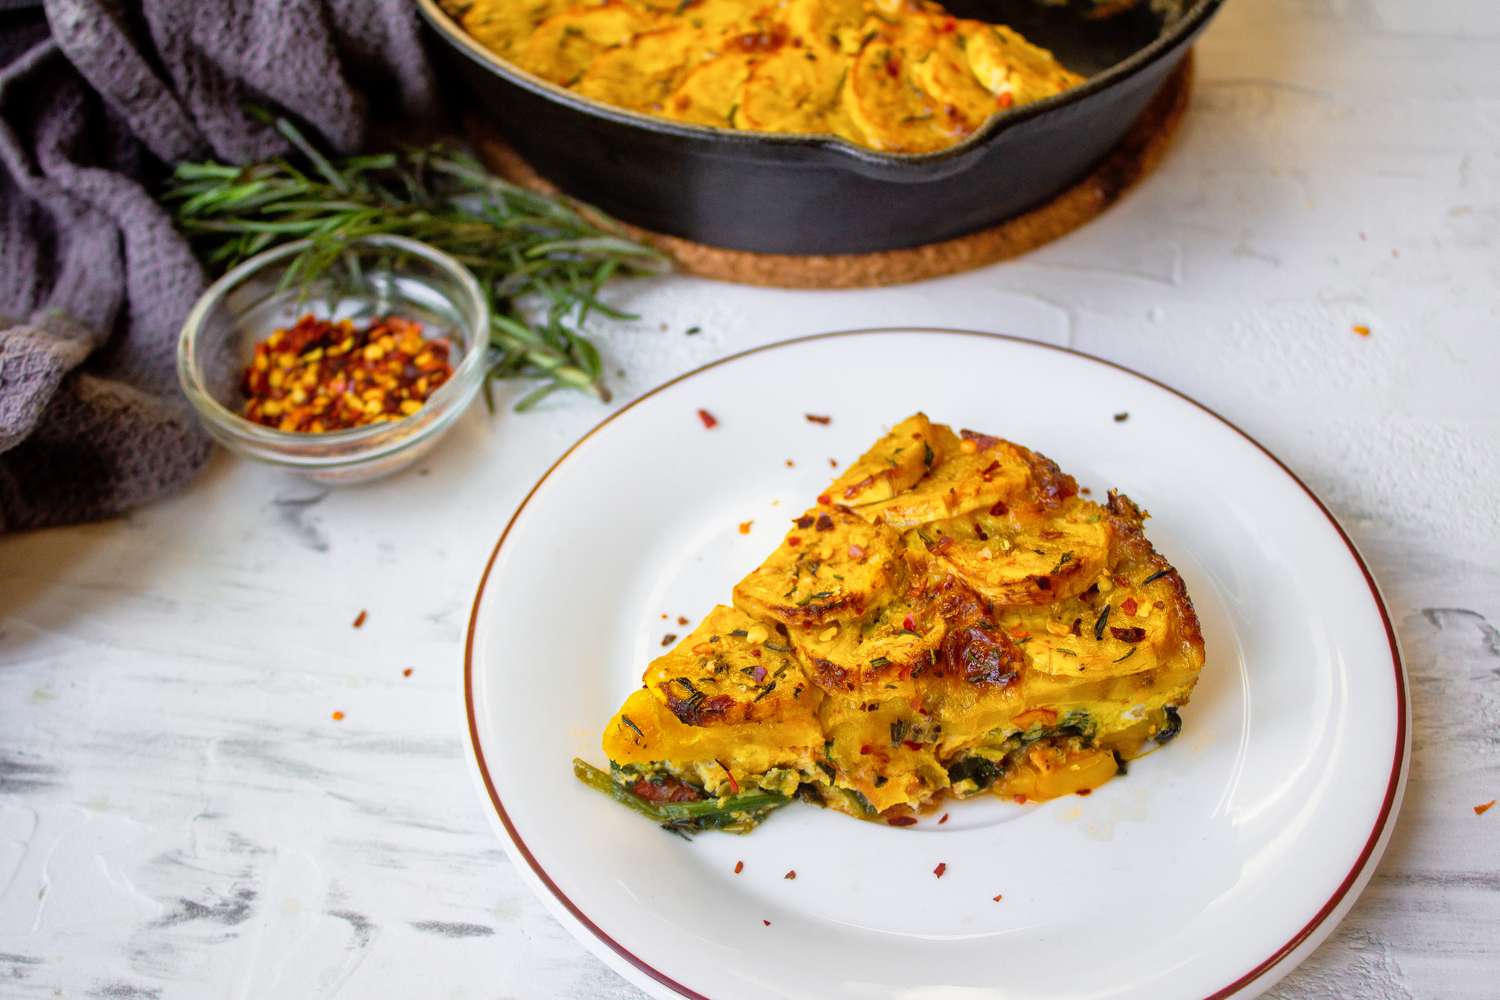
left=448, top=0, right=1086, bottom=153
left=574, top=414, right=1207, bottom=834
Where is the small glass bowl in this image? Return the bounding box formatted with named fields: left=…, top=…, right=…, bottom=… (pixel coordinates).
left=178, top=235, right=489, bottom=485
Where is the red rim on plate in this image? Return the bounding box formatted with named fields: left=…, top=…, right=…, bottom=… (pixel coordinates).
left=464, top=328, right=1408, bottom=1000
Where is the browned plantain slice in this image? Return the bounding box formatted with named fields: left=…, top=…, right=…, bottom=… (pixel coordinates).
left=640, top=605, right=818, bottom=725
left=858, top=430, right=1034, bottom=528
left=786, top=590, right=944, bottom=697
left=826, top=412, right=937, bottom=507
left=664, top=51, right=756, bottom=125
left=963, top=23, right=1085, bottom=107
left=602, top=605, right=824, bottom=775
left=733, top=506, right=903, bottom=627
left=575, top=25, right=697, bottom=111
left=735, top=46, right=849, bottom=134
left=460, top=0, right=570, bottom=60
left=909, top=27, right=996, bottom=136
left=512, top=3, right=645, bottom=86
left=927, top=499, right=1113, bottom=606
left=785, top=0, right=868, bottom=53
left=841, top=24, right=957, bottom=153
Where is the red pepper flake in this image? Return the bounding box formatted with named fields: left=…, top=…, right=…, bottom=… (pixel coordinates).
left=887, top=815, right=918, bottom=827
left=988, top=500, right=1008, bottom=516
left=661, top=633, right=677, bottom=647
left=762, top=919, right=771, bottom=926
left=240, top=314, right=452, bottom=433
left=677, top=616, right=689, bottom=626
left=843, top=475, right=876, bottom=499
left=734, top=860, right=745, bottom=874
left=938, top=812, right=949, bottom=825
left=331, top=710, right=345, bottom=721
left=352, top=610, right=368, bottom=628
left=786, top=536, right=802, bottom=547
left=1013, top=795, right=1028, bottom=804
left=729, top=24, right=787, bottom=53
left=739, top=520, right=753, bottom=534
left=885, top=55, right=901, bottom=78
left=902, top=615, right=916, bottom=631
left=1076, top=788, right=1093, bottom=796
left=1352, top=324, right=1371, bottom=337
left=805, top=413, right=832, bottom=425
left=718, top=760, right=740, bottom=794
left=402, top=667, right=413, bottom=677
left=816, top=493, right=831, bottom=506
left=941, top=17, right=957, bottom=32
left=992, top=893, right=1003, bottom=902
left=996, top=91, right=1014, bottom=109
left=859, top=744, right=872, bottom=755
left=933, top=862, right=947, bottom=878
left=697, top=408, right=718, bottom=428
left=1476, top=800, right=1496, bottom=816
left=1121, top=597, right=1139, bottom=616
left=902, top=740, right=923, bottom=751
left=784, top=870, right=797, bottom=880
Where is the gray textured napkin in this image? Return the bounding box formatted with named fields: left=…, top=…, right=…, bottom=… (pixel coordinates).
left=0, top=0, right=439, bottom=531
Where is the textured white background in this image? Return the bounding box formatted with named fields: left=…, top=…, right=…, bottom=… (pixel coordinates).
left=3, top=0, right=1499, bottom=996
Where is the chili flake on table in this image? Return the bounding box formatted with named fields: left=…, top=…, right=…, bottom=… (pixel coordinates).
left=242, top=314, right=453, bottom=432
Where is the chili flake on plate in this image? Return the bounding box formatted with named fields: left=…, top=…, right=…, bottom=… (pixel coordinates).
left=242, top=314, right=453, bottom=432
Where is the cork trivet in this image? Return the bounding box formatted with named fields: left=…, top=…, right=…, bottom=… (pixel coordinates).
left=471, top=52, right=1192, bottom=289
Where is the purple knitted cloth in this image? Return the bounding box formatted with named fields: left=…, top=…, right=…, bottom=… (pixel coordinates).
left=0, top=1, right=438, bottom=531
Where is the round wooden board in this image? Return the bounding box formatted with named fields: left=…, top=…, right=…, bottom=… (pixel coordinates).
left=470, top=52, right=1193, bottom=289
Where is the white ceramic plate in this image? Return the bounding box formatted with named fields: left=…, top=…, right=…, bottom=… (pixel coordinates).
left=465, top=330, right=1407, bottom=1000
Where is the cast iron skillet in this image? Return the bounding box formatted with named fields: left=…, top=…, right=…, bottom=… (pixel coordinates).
left=417, top=0, right=1225, bottom=255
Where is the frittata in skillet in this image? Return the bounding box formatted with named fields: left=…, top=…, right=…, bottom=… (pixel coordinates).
left=573, top=414, right=1205, bottom=834
left=447, top=0, right=1085, bottom=153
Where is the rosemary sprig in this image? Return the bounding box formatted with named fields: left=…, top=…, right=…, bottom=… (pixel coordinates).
left=163, top=115, right=669, bottom=408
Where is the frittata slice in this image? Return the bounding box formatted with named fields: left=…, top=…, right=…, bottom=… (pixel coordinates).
left=577, top=414, right=1206, bottom=833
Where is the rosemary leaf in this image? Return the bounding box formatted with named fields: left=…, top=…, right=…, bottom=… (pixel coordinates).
left=163, top=114, right=668, bottom=405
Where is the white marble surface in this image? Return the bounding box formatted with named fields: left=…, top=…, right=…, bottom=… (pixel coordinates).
left=3, top=1, right=1499, bottom=996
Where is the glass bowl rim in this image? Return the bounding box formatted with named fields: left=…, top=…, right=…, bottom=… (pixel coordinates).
left=177, top=233, right=490, bottom=451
